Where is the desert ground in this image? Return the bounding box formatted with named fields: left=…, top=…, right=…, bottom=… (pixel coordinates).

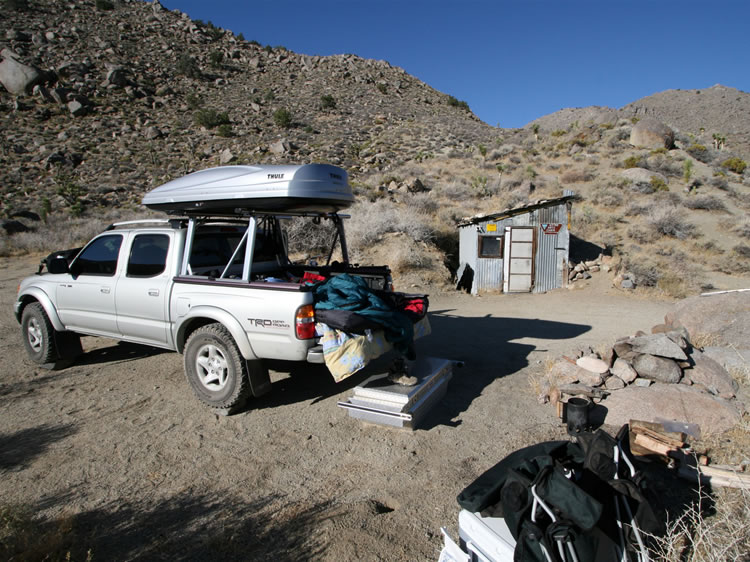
left=0, top=254, right=676, bottom=560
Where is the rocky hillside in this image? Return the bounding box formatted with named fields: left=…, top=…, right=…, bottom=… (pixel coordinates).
left=0, top=0, right=494, bottom=213
left=2, top=0, right=749, bottom=293
left=531, top=85, right=750, bottom=159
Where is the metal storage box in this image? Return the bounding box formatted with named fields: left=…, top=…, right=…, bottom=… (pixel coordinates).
left=337, top=357, right=453, bottom=429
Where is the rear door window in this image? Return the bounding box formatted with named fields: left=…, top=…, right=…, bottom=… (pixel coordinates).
left=127, top=234, right=170, bottom=277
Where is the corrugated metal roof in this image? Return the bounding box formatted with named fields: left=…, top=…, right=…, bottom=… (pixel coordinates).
left=457, top=195, right=577, bottom=227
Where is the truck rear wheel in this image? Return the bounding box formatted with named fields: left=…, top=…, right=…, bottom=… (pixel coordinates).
left=21, top=302, right=58, bottom=366
left=184, top=323, right=251, bottom=413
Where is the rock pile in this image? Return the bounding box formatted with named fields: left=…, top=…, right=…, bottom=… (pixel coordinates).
left=540, top=298, right=748, bottom=434
left=567, top=255, right=612, bottom=284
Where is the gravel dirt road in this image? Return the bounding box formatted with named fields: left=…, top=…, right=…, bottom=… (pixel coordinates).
left=0, top=255, right=674, bottom=560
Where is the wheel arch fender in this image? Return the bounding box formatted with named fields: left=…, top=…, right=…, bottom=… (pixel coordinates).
left=175, top=305, right=257, bottom=360
left=17, top=288, right=65, bottom=331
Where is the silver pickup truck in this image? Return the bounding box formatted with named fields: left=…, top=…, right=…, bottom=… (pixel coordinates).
left=15, top=164, right=391, bottom=413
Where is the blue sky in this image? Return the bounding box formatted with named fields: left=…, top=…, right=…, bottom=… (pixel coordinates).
left=160, top=0, right=750, bottom=128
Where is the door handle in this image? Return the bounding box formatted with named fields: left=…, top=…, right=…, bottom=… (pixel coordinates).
left=100, top=287, right=111, bottom=294
left=148, top=289, right=159, bottom=297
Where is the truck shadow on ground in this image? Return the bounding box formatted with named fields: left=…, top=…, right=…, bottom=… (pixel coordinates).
left=417, top=309, right=591, bottom=429
left=74, top=340, right=168, bottom=367
left=248, top=309, right=591, bottom=426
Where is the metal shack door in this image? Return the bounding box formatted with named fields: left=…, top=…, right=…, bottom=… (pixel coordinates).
left=503, top=226, right=535, bottom=292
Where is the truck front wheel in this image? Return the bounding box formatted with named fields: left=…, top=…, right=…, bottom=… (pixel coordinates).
left=21, top=302, right=58, bottom=366
left=184, top=323, right=251, bottom=413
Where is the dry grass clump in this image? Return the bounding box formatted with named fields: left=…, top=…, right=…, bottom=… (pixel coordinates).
left=735, top=222, right=750, bottom=239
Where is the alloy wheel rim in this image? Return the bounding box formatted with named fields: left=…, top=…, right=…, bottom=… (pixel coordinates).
left=195, top=343, right=229, bottom=391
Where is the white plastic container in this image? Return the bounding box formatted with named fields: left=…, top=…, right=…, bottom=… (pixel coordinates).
left=439, top=510, right=515, bottom=562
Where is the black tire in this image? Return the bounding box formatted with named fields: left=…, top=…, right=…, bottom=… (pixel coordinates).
left=21, top=302, right=59, bottom=365
left=184, top=323, right=250, bottom=413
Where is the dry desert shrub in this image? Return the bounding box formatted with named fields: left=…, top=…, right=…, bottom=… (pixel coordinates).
left=735, top=222, right=750, bottom=238
left=590, top=186, right=624, bottom=207
left=645, top=207, right=697, bottom=240
left=345, top=199, right=434, bottom=251
left=0, top=503, right=88, bottom=561
left=682, top=195, right=727, bottom=212
left=561, top=168, right=594, bottom=184
left=433, top=180, right=472, bottom=202
left=0, top=210, right=148, bottom=257
left=405, top=192, right=440, bottom=215
left=649, top=486, right=750, bottom=562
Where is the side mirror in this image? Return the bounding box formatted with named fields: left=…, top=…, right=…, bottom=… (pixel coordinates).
left=47, top=257, right=70, bottom=274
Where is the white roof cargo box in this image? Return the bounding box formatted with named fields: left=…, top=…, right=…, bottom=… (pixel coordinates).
left=142, top=164, right=354, bottom=214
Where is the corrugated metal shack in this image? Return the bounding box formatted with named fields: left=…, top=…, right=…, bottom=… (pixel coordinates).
left=456, top=193, right=575, bottom=294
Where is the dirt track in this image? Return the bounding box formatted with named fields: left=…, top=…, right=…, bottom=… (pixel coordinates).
left=0, top=255, right=674, bottom=560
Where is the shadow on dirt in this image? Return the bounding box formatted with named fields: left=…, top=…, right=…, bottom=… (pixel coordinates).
left=74, top=341, right=168, bottom=367
left=246, top=309, right=590, bottom=428
left=19, top=492, right=333, bottom=561
left=570, top=234, right=606, bottom=263
left=418, top=309, right=591, bottom=429
left=0, top=423, right=77, bottom=470
left=251, top=359, right=378, bottom=411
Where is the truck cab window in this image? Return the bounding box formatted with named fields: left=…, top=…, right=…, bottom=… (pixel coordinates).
left=73, top=234, right=123, bottom=276
left=128, top=234, right=170, bottom=277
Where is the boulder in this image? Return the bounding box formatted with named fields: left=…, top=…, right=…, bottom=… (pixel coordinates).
left=605, top=376, right=626, bottom=390
left=620, top=168, right=668, bottom=192
left=406, top=177, right=429, bottom=193
left=701, top=346, right=750, bottom=374
left=0, top=48, right=43, bottom=95
left=611, top=358, right=638, bottom=384
left=603, top=383, right=743, bottom=435
left=628, top=333, right=688, bottom=361
left=547, top=359, right=604, bottom=387
left=685, top=349, right=738, bottom=399
left=576, top=355, right=609, bottom=374
left=219, top=148, right=235, bottom=164
left=68, top=100, right=86, bottom=116
left=632, top=353, right=682, bottom=383
left=629, top=118, right=675, bottom=149
left=665, top=292, right=750, bottom=349
left=269, top=139, right=292, bottom=155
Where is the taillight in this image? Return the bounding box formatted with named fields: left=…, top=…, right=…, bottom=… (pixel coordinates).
left=295, top=304, right=316, bottom=339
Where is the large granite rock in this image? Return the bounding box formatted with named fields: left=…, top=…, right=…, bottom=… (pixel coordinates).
left=628, top=333, right=688, bottom=361
left=685, top=349, right=738, bottom=399
left=665, top=292, right=750, bottom=349
left=547, top=359, right=604, bottom=387
left=632, top=353, right=682, bottom=383
left=629, top=117, right=675, bottom=149
left=0, top=48, right=43, bottom=95
left=603, top=383, right=743, bottom=434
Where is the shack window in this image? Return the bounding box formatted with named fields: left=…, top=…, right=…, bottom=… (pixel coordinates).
left=478, top=235, right=503, bottom=258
